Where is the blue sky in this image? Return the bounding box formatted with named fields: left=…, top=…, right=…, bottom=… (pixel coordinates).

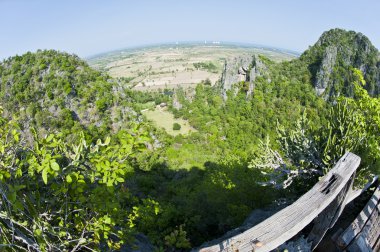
left=1, top=0, right=379, bottom=59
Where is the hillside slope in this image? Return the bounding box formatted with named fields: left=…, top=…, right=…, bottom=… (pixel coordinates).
left=0, top=50, right=134, bottom=140
left=300, top=28, right=380, bottom=99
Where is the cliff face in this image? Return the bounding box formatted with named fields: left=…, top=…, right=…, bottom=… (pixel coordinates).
left=301, top=28, right=380, bottom=99
left=220, top=55, right=267, bottom=99
left=314, top=46, right=337, bottom=95
left=221, top=55, right=253, bottom=99
left=248, top=55, right=267, bottom=97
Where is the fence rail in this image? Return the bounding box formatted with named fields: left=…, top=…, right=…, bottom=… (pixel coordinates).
left=196, top=152, right=362, bottom=252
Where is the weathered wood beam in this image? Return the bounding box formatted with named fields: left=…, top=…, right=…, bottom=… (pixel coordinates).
left=307, top=172, right=355, bottom=249
left=336, top=185, right=380, bottom=251
left=196, top=152, right=360, bottom=252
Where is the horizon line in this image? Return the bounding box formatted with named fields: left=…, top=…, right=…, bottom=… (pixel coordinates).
left=85, top=41, right=301, bottom=60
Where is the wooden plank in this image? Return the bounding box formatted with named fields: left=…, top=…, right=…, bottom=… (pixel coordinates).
left=347, top=233, right=372, bottom=252
left=373, top=232, right=380, bottom=252
left=308, top=174, right=354, bottom=249
left=196, top=152, right=360, bottom=252
left=365, top=204, right=380, bottom=248
left=336, top=185, right=380, bottom=249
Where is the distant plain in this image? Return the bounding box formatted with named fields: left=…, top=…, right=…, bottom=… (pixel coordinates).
left=88, top=43, right=298, bottom=91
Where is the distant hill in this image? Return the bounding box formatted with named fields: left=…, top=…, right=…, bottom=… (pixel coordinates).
left=300, top=28, right=380, bottom=99
left=0, top=50, right=134, bottom=140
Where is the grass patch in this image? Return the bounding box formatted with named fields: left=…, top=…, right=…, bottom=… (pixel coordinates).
left=142, top=107, right=197, bottom=136
left=165, top=142, right=217, bottom=170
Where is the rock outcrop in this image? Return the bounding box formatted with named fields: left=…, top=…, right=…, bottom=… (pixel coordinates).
left=220, top=55, right=266, bottom=100
left=301, top=28, right=380, bottom=99
left=315, top=46, right=337, bottom=95
left=220, top=55, right=252, bottom=99
left=172, top=92, right=183, bottom=110
left=248, top=55, right=267, bottom=98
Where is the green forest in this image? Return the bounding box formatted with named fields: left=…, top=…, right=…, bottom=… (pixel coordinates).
left=0, top=29, right=379, bottom=251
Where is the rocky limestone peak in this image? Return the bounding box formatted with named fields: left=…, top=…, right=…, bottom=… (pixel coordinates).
left=301, top=28, right=380, bottom=98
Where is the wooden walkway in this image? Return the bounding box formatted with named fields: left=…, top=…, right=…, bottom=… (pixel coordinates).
left=196, top=153, right=362, bottom=252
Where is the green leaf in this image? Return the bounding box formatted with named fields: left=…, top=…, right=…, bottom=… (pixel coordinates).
left=42, top=169, right=48, bottom=184
left=104, top=136, right=111, bottom=146
left=104, top=215, right=111, bottom=224
left=46, top=134, right=54, bottom=143
left=139, top=135, right=150, bottom=142
left=50, top=161, right=60, bottom=171
left=34, top=228, right=42, bottom=237
left=59, top=231, right=67, bottom=237
left=116, top=177, right=124, bottom=183
left=66, top=175, right=72, bottom=183
left=106, top=179, right=114, bottom=187
left=78, top=238, right=86, bottom=245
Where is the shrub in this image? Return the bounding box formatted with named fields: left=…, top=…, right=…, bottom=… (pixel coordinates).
left=173, top=123, right=181, bottom=131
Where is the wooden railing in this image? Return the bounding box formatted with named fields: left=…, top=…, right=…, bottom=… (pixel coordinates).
left=335, top=184, right=380, bottom=251
left=195, top=152, right=366, bottom=252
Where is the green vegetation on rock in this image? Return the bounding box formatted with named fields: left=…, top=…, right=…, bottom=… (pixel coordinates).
left=300, top=28, right=380, bottom=98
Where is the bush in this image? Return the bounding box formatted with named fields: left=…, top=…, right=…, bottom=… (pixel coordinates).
left=95, top=97, right=108, bottom=112
left=173, top=123, right=181, bottom=131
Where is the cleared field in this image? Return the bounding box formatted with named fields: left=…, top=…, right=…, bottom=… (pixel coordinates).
left=88, top=43, right=298, bottom=90
left=142, top=106, right=197, bottom=136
